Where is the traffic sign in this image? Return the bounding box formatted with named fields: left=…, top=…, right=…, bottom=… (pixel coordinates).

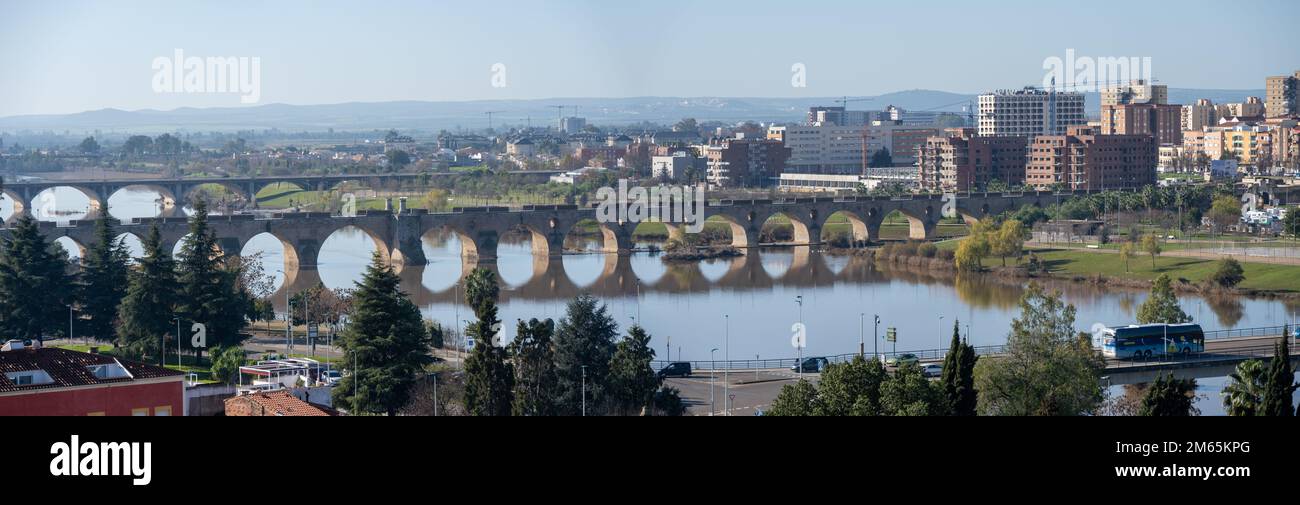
left=886, top=327, right=897, bottom=343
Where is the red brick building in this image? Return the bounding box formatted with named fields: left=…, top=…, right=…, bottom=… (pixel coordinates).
left=1026, top=126, right=1157, bottom=190
left=915, top=128, right=1027, bottom=191
left=0, top=341, right=184, bottom=416
left=705, top=137, right=792, bottom=188
left=1101, top=103, right=1183, bottom=146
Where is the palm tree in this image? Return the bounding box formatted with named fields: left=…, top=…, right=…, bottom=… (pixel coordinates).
left=1221, top=359, right=1267, bottom=416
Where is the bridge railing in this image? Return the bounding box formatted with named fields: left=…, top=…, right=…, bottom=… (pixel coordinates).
left=653, top=326, right=1293, bottom=372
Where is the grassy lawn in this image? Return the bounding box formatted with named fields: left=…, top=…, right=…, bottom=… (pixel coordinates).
left=1017, top=247, right=1300, bottom=293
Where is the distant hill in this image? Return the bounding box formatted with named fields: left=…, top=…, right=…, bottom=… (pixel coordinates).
left=0, top=88, right=1265, bottom=134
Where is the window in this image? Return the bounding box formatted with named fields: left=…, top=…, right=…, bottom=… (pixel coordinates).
left=132, top=408, right=149, bottom=417
left=154, top=406, right=172, bottom=416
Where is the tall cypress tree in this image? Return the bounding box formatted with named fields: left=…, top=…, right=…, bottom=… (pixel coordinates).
left=79, top=217, right=130, bottom=342
left=117, top=225, right=178, bottom=363
left=941, top=319, right=978, bottom=416
left=332, top=252, right=431, bottom=415
left=1260, top=337, right=1296, bottom=416
left=0, top=214, right=74, bottom=341
left=462, top=268, right=514, bottom=416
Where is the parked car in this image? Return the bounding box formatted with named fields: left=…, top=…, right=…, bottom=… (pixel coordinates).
left=791, top=357, right=829, bottom=373
left=657, top=362, right=692, bottom=378
left=919, top=363, right=943, bottom=378
left=886, top=353, right=919, bottom=367
left=321, top=370, right=343, bottom=386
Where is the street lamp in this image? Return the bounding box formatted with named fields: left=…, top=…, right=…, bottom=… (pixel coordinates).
left=724, top=315, right=729, bottom=416
left=581, top=364, right=588, bottom=417
left=874, top=314, right=880, bottom=361
left=172, top=317, right=181, bottom=369
left=939, top=315, right=945, bottom=359
left=276, top=269, right=290, bottom=352
left=710, top=348, right=719, bottom=416
left=859, top=312, right=865, bottom=357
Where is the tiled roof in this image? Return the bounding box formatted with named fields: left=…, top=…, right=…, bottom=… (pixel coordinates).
left=0, top=347, right=183, bottom=393
left=224, top=391, right=335, bottom=416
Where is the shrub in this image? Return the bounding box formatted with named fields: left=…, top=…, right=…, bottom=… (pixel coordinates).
left=917, top=243, right=938, bottom=258
left=1209, top=258, right=1245, bottom=288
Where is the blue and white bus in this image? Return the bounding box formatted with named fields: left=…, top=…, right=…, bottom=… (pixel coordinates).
left=1100, top=323, right=1205, bottom=359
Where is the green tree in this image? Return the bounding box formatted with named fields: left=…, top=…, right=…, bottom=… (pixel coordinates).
left=510, top=318, right=559, bottom=416
left=209, top=344, right=245, bottom=384
left=814, top=355, right=886, bottom=416
left=0, top=215, right=74, bottom=342
left=607, top=324, right=660, bottom=415
left=426, top=320, right=445, bottom=349
left=175, top=199, right=251, bottom=358
left=1260, top=338, right=1296, bottom=416
left=1119, top=241, right=1135, bottom=273
left=116, top=225, right=177, bottom=362
left=941, top=319, right=977, bottom=416
left=332, top=252, right=433, bottom=415
left=1209, top=258, right=1245, bottom=288
left=1136, top=274, right=1192, bottom=325
left=1222, top=359, right=1267, bottom=416
left=955, top=233, right=990, bottom=271
left=1207, top=195, right=1242, bottom=233
left=881, top=362, right=946, bottom=416
left=1137, top=373, right=1197, bottom=416
left=462, top=268, right=514, bottom=416
left=768, top=380, right=818, bottom=416
left=78, top=136, right=100, bottom=154
left=79, top=217, right=130, bottom=342
left=868, top=148, right=892, bottom=168
left=990, top=219, right=1026, bottom=267
left=653, top=387, right=687, bottom=416
left=1140, top=233, right=1162, bottom=269
left=974, top=283, right=1104, bottom=415
left=553, top=294, right=619, bottom=415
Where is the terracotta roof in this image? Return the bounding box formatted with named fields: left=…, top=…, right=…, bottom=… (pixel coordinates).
left=224, top=391, right=335, bottom=416
left=0, top=347, right=183, bottom=393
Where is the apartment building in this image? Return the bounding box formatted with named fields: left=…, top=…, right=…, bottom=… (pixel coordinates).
left=1182, top=99, right=1217, bottom=131
left=915, top=128, right=1028, bottom=192
left=1101, top=103, right=1183, bottom=146
left=769, top=123, right=865, bottom=174
left=978, top=88, right=1086, bottom=137
left=1100, top=80, right=1168, bottom=106
left=1216, top=97, right=1266, bottom=120
left=1265, top=71, right=1299, bottom=118
left=1025, top=126, right=1156, bottom=190
left=705, top=137, right=792, bottom=188
left=862, top=122, right=942, bottom=169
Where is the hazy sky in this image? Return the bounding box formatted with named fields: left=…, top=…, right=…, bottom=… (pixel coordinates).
left=2, top=0, right=1297, bottom=116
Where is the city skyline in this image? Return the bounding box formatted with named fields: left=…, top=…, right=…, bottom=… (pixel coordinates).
left=3, top=0, right=1299, bottom=116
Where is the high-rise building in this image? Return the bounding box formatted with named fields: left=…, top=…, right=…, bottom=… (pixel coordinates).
left=1217, top=97, right=1266, bottom=120
left=978, top=88, right=1086, bottom=137
left=1100, top=80, right=1168, bottom=106
left=915, top=128, right=1027, bottom=192
left=1025, top=126, right=1156, bottom=190
left=560, top=116, right=586, bottom=133
left=1101, top=103, right=1183, bottom=146
left=806, top=106, right=879, bottom=126
left=705, top=137, right=791, bottom=188
left=1182, top=99, right=1217, bottom=131
left=1265, top=71, right=1300, bottom=117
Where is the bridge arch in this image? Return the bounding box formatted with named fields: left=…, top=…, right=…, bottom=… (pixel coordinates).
left=757, top=210, right=815, bottom=245
left=31, top=186, right=104, bottom=220
left=820, top=210, right=869, bottom=247
left=0, top=188, right=26, bottom=222
left=53, top=236, right=87, bottom=262
left=183, top=182, right=250, bottom=210
left=895, top=205, right=940, bottom=241
left=106, top=184, right=178, bottom=220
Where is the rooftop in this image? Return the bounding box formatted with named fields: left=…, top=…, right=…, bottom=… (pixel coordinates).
left=0, top=343, right=182, bottom=393
left=224, top=391, right=335, bottom=417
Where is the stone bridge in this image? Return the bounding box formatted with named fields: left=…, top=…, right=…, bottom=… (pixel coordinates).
left=0, top=170, right=561, bottom=220
left=26, top=191, right=1095, bottom=287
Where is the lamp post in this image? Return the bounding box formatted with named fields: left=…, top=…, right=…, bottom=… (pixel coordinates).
left=581, top=364, right=587, bottom=417
left=724, top=315, right=729, bottom=416
left=939, top=315, right=945, bottom=359
left=795, top=295, right=804, bottom=379
left=172, top=317, right=181, bottom=369
left=859, top=313, right=865, bottom=357
left=874, top=314, right=880, bottom=361
left=710, top=348, right=718, bottom=416
left=277, top=269, right=290, bottom=352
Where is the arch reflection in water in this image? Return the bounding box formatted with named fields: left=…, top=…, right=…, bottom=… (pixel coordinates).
left=380, top=247, right=1296, bottom=366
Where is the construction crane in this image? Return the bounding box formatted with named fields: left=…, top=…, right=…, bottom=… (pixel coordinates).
left=548, top=105, right=575, bottom=129
left=837, top=96, right=873, bottom=109
left=484, top=111, right=505, bottom=132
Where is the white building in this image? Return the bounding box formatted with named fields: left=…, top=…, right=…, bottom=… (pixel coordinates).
left=1100, top=80, right=1168, bottom=106
left=768, top=123, right=864, bottom=174
left=978, top=88, right=1086, bottom=137
left=560, top=116, right=586, bottom=133
left=651, top=152, right=692, bottom=180
left=1182, top=99, right=1217, bottom=131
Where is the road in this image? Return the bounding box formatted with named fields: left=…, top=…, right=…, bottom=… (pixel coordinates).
left=665, top=369, right=814, bottom=416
